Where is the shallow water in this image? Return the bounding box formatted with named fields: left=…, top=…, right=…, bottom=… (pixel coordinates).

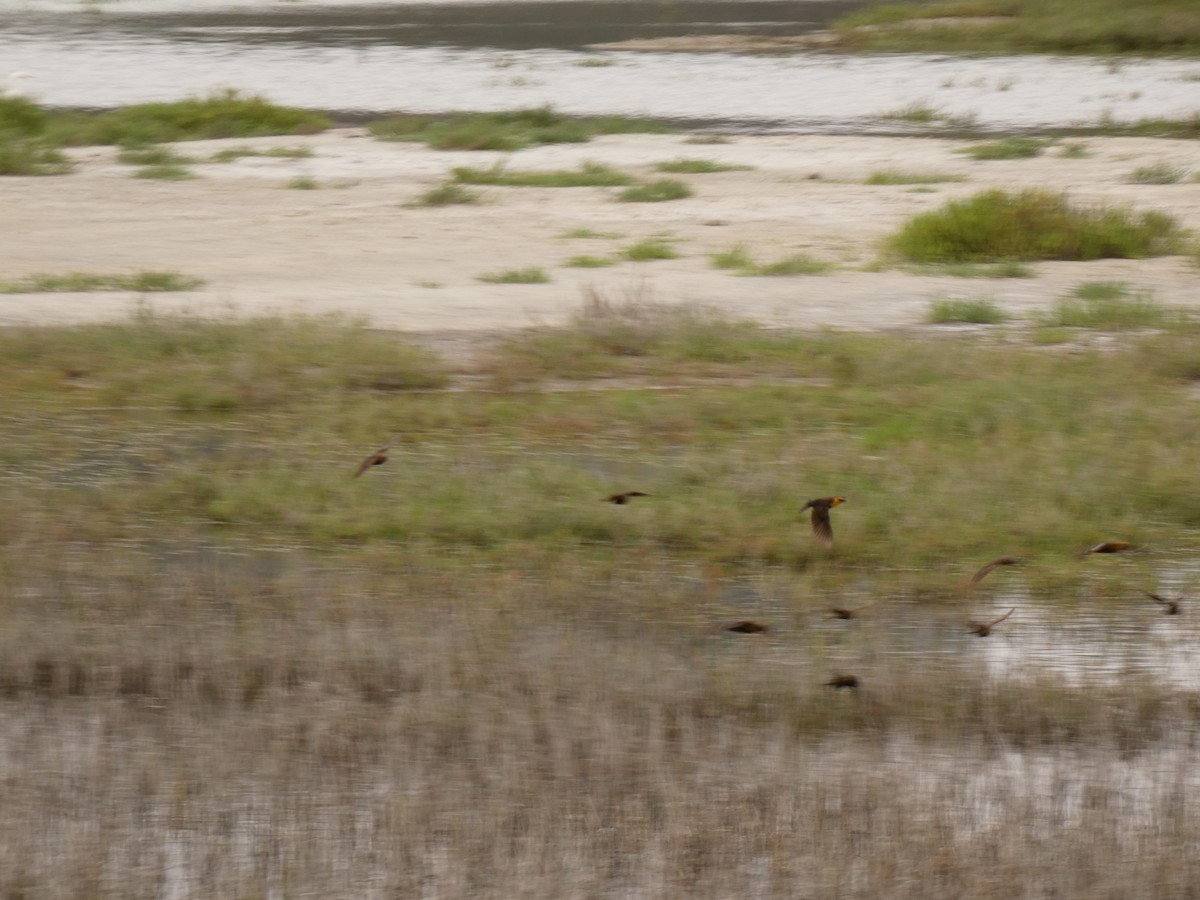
left=2, top=0, right=1199, bottom=130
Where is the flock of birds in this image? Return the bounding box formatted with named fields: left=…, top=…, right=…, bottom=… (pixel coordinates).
left=354, top=437, right=1183, bottom=691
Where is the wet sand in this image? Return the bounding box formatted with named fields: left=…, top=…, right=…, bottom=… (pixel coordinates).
left=3, top=128, right=1198, bottom=338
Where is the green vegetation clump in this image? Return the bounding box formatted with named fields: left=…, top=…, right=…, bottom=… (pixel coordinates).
left=958, top=136, right=1046, bottom=160
left=710, top=244, right=832, bottom=276
left=286, top=176, right=318, bottom=190
left=451, top=161, right=634, bottom=187
left=117, top=145, right=195, bottom=166
left=927, top=296, right=1009, bottom=324
left=887, top=189, right=1186, bottom=263
left=211, top=146, right=314, bottom=162
left=0, top=271, right=204, bottom=294
left=652, top=158, right=751, bottom=174
left=1039, top=281, right=1174, bottom=329
left=0, top=138, right=72, bottom=175
left=408, top=181, right=482, bottom=207
left=477, top=267, right=551, bottom=284
left=133, top=164, right=196, bottom=180
left=67, top=90, right=329, bottom=146
left=866, top=171, right=967, bottom=185
left=564, top=255, right=617, bottom=268
left=369, top=106, right=674, bottom=152
left=617, top=179, right=693, bottom=203
left=834, top=0, right=1200, bottom=56
left=1127, top=163, right=1188, bottom=184
left=622, top=238, right=679, bottom=261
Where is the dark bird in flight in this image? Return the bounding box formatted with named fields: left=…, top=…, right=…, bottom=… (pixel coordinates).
left=1079, top=540, right=1135, bottom=556
left=970, top=556, right=1021, bottom=585
left=801, top=496, right=845, bottom=549
left=825, top=674, right=859, bottom=690
left=353, top=434, right=403, bottom=478
left=968, top=607, right=1015, bottom=637
left=725, top=620, right=768, bottom=634
left=603, top=491, right=650, bottom=505
left=1144, top=591, right=1182, bottom=615
left=829, top=599, right=880, bottom=620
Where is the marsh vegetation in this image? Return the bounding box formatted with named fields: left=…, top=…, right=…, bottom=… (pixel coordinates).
left=5, top=306, right=1200, bottom=895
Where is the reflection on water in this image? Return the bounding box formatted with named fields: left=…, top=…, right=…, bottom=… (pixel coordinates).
left=2, top=0, right=1199, bottom=127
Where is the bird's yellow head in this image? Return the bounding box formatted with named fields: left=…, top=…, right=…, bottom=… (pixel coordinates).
left=830, top=496, right=846, bottom=507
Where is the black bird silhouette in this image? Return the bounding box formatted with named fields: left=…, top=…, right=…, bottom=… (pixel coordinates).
left=829, top=599, right=880, bottom=620
left=603, top=491, right=650, bottom=505
left=1144, top=591, right=1182, bottom=615
left=970, top=556, right=1021, bottom=585
left=801, top=496, right=845, bottom=549
left=825, top=674, right=859, bottom=690
left=1079, top=540, right=1135, bottom=556
left=353, top=434, right=403, bottom=478
left=725, top=620, right=768, bottom=634
left=968, top=607, right=1015, bottom=637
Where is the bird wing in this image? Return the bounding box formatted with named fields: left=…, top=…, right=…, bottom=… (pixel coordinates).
left=970, top=557, right=1017, bottom=584
left=986, top=607, right=1016, bottom=629
left=810, top=505, right=834, bottom=548
left=352, top=453, right=383, bottom=478
left=353, top=434, right=403, bottom=478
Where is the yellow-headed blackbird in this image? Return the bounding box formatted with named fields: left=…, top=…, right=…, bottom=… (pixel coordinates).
left=1144, top=591, right=1182, bottom=615
left=825, top=674, right=859, bottom=690
left=603, top=491, right=650, bottom=505
left=353, top=434, right=403, bottom=478
left=829, top=599, right=879, bottom=620
left=1078, top=540, right=1135, bottom=556
left=801, top=496, right=845, bottom=549
left=970, top=556, right=1021, bottom=585
left=968, top=607, right=1015, bottom=637
left=725, top=620, right=768, bottom=634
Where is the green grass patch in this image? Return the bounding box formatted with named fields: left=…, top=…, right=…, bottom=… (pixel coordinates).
left=61, top=90, right=329, bottom=146
left=116, top=145, right=195, bottom=166
left=451, top=160, right=634, bottom=187
left=622, top=238, right=680, bottom=261
left=958, top=137, right=1047, bottom=160
left=887, top=189, right=1186, bottom=263
left=0, top=137, right=72, bottom=175
left=746, top=254, right=834, bottom=276
left=211, top=146, right=314, bottom=162
left=927, top=296, right=1009, bottom=324
left=132, top=164, right=196, bottom=181
left=710, top=244, right=755, bottom=270
left=652, top=158, right=751, bottom=174
left=1039, top=281, right=1175, bottom=329
left=866, top=171, right=967, bottom=185
left=368, top=106, right=674, bottom=152
left=911, top=261, right=1034, bottom=277
left=1128, top=163, right=1189, bottom=184
left=560, top=228, right=623, bottom=240
left=0, top=271, right=204, bottom=294
left=477, top=267, right=551, bottom=284
left=833, top=0, right=1200, bottom=56
left=286, top=176, right=318, bottom=189
left=408, top=181, right=482, bottom=207
left=564, top=255, right=617, bottom=268
left=617, top=179, right=693, bottom=203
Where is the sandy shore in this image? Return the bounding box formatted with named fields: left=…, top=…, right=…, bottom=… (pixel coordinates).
left=3, top=129, right=1198, bottom=339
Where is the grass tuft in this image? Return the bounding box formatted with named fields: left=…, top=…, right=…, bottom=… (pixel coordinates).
left=451, top=160, right=634, bottom=187
left=1128, top=163, right=1189, bottom=185
left=408, top=181, right=482, bottom=207
left=1039, top=281, right=1175, bottom=329
left=927, top=296, right=1009, bottom=324
left=477, top=267, right=551, bottom=284
left=652, top=158, right=751, bottom=174
left=564, top=255, right=617, bottom=268
left=617, top=179, right=693, bottom=203
left=958, top=136, right=1047, bottom=160
left=622, top=238, right=680, bottom=261
left=866, top=171, right=967, bottom=185
left=0, top=271, right=204, bottom=294
left=887, top=189, right=1186, bottom=263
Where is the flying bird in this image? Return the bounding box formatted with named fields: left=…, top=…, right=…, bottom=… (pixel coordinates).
left=829, top=599, right=879, bottom=620
left=968, top=607, right=1015, bottom=637
left=603, top=491, right=650, bottom=505
left=353, top=434, right=403, bottom=478
left=725, top=620, right=768, bottom=634
left=1144, top=591, right=1182, bottom=615
left=970, top=556, right=1021, bottom=585
left=1078, top=540, right=1135, bottom=556
left=825, top=674, right=859, bottom=690
left=801, top=496, right=845, bottom=549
